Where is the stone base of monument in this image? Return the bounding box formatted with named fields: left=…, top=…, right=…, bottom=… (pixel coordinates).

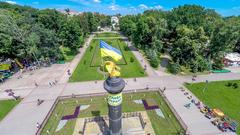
left=73, top=111, right=155, bottom=135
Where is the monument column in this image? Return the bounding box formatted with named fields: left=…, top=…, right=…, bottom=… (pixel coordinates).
left=104, top=77, right=125, bottom=135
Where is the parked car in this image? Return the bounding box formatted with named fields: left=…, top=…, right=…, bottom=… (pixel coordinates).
left=229, top=121, right=238, bottom=132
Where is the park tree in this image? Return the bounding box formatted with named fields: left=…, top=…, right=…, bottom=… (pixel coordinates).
left=0, top=2, right=111, bottom=62
left=59, top=17, right=84, bottom=52
left=119, top=4, right=234, bottom=73
left=36, top=9, right=66, bottom=32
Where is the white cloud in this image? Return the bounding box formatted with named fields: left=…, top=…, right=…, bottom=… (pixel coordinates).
left=139, top=4, right=148, bottom=9
left=154, top=5, right=163, bottom=9
left=5, top=0, right=16, bottom=4
left=93, top=0, right=101, bottom=3
left=109, top=5, right=118, bottom=11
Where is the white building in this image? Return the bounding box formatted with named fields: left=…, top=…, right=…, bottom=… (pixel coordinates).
left=58, top=9, right=82, bottom=16
left=223, top=53, right=240, bottom=67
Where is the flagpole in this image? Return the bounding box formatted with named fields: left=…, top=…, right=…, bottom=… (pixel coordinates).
left=100, top=40, right=106, bottom=79
left=101, top=57, right=106, bottom=79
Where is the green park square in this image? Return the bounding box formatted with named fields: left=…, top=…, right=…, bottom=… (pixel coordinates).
left=185, top=80, right=240, bottom=134
left=69, top=33, right=146, bottom=82
left=41, top=91, right=183, bottom=135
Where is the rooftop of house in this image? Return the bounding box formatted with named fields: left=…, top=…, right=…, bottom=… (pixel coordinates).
left=225, top=52, right=240, bottom=62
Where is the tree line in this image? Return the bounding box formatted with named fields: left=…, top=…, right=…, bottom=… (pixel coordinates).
left=0, top=2, right=110, bottom=63
left=120, top=5, right=240, bottom=73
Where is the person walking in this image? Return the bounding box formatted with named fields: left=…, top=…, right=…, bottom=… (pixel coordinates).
left=34, top=81, right=38, bottom=87
left=36, top=122, right=41, bottom=129
left=49, top=82, right=52, bottom=86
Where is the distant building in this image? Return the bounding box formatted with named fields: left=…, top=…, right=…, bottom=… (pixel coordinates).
left=58, top=9, right=82, bottom=16
left=111, top=16, right=119, bottom=30
left=223, top=53, right=240, bottom=67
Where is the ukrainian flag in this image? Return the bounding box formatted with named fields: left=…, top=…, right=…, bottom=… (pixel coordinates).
left=100, top=40, right=122, bottom=61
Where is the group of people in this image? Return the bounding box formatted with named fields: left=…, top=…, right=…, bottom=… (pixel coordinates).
left=34, top=79, right=58, bottom=87
left=49, top=80, right=58, bottom=87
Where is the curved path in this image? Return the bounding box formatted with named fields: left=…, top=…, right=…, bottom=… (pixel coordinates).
left=0, top=32, right=237, bottom=135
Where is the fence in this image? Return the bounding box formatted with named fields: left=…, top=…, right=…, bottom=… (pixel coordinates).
left=36, top=87, right=188, bottom=135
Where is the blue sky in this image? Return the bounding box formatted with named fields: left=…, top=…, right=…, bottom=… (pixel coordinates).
left=1, top=0, right=240, bottom=16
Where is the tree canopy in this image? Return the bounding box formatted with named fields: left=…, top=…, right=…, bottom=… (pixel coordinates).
left=0, top=2, right=110, bottom=62
left=120, top=5, right=240, bottom=72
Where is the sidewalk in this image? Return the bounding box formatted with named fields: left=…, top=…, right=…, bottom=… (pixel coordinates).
left=178, top=72, right=240, bottom=83
left=0, top=84, right=66, bottom=135
left=124, top=40, right=158, bottom=77
left=58, top=34, right=94, bottom=83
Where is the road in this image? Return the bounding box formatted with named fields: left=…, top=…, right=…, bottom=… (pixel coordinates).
left=0, top=32, right=238, bottom=135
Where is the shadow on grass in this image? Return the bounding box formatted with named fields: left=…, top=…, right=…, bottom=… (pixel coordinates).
left=91, top=111, right=109, bottom=134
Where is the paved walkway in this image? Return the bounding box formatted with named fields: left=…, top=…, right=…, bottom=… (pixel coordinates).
left=0, top=32, right=238, bottom=135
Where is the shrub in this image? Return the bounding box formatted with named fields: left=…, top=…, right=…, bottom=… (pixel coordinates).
left=232, top=83, right=238, bottom=89
left=130, top=57, right=134, bottom=63
left=149, top=57, right=160, bottom=68
left=168, top=62, right=181, bottom=74
left=124, top=46, right=130, bottom=51
left=226, top=82, right=233, bottom=87
left=90, top=46, right=93, bottom=52
left=145, top=49, right=160, bottom=68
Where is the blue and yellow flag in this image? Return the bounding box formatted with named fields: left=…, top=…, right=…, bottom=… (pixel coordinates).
left=100, top=40, right=122, bottom=61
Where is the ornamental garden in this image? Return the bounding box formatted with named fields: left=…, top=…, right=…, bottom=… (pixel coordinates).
left=40, top=91, right=184, bottom=135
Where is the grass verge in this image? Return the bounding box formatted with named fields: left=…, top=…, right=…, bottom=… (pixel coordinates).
left=0, top=99, right=20, bottom=121
left=185, top=80, right=240, bottom=134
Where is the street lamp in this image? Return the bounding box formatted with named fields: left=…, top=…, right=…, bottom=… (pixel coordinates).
left=203, top=80, right=209, bottom=93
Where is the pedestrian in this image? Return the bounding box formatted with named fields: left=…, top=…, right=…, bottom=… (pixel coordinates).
left=34, top=81, right=38, bottom=87
left=72, top=93, right=75, bottom=98
left=36, top=122, right=41, bottom=128
left=49, top=82, right=52, bottom=86
left=52, top=81, right=56, bottom=85
left=162, top=86, right=166, bottom=93
left=144, top=65, right=147, bottom=71
left=146, top=84, right=149, bottom=90
left=67, top=69, right=71, bottom=75
left=134, top=78, right=137, bottom=82
left=184, top=103, right=191, bottom=109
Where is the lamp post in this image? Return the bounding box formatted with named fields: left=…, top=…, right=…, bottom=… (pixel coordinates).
left=104, top=76, right=125, bottom=135
left=203, top=80, right=209, bottom=93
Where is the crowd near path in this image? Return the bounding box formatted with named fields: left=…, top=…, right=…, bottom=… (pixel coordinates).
left=0, top=32, right=237, bottom=135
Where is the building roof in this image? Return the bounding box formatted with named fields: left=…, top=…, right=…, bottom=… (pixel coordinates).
left=225, top=53, right=240, bottom=62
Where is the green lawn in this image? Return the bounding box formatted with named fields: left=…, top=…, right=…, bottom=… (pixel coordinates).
left=95, top=32, right=120, bottom=37
left=60, top=46, right=76, bottom=62
left=41, top=92, right=183, bottom=135
left=185, top=80, right=240, bottom=134
left=69, top=33, right=145, bottom=82
left=0, top=100, right=20, bottom=121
